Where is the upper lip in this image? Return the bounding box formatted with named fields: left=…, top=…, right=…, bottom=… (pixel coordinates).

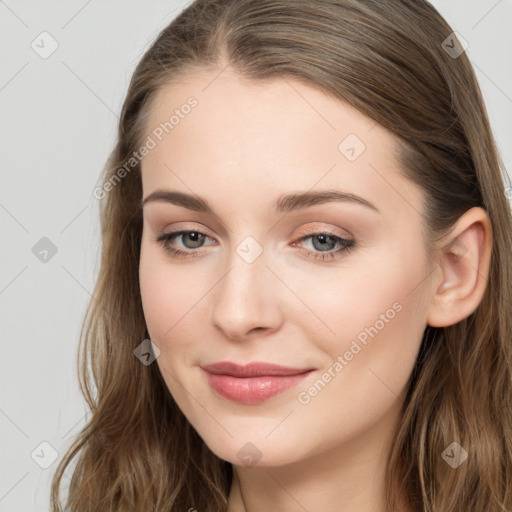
left=201, top=361, right=314, bottom=377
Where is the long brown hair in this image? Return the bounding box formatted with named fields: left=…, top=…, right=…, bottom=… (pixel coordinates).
left=51, top=1, right=512, bottom=510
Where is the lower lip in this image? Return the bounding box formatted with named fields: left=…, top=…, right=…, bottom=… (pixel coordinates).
left=204, top=370, right=313, bottom=404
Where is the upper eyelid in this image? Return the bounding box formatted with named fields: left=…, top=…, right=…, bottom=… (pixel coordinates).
left=294, top=225, right=352, bottom=239
left=158, top=224, right=217, bottom=240
left=160, top=221, right=351, bottom=239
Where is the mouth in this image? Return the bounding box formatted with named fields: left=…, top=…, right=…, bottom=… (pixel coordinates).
left=200, top=361, right=315, bottom=404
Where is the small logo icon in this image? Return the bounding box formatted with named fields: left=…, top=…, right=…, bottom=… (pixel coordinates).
left=134, top=338, right=161, bottom=365
left=32, top=237, right=58, bottom=263
left=236, top=442, right=262, bottom=466
left=441, top=441, right=468, bottom=469
left=31, top=31, right=59, bottom=59
left=236, top=236, right=263, bottom=264
left=31, top=441, right=59, bottom=469
left=441, top=32, right=469, bottom=59
left=338, top=133, right=366, bottom=162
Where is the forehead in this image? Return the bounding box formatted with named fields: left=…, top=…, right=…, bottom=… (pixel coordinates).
left=140, top=69, right=424, bottom=221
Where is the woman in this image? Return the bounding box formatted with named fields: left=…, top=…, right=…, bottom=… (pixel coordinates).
left=51, top=1, right=512, bottom=511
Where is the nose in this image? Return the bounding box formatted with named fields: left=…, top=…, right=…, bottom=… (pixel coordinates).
left=210, top=244, right=284, bottom=341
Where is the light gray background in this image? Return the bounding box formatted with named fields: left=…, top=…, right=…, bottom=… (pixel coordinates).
left=1, top=1, right=511, bottom=510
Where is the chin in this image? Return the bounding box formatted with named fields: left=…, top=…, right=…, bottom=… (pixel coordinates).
left=201, top=433, right=308, bottom=468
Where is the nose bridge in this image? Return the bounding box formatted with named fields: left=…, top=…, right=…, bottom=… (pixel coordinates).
left=211, top=236, right=281, bottom=338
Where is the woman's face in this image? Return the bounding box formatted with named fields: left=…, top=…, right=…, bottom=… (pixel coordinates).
left=139, top=69, right=436, bottom=467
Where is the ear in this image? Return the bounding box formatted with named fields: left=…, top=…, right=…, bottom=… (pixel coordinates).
left=426, top=207, right=493, bottom=328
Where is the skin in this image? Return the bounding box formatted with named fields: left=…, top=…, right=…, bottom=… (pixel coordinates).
left=138, top=68, right=492, bottom=512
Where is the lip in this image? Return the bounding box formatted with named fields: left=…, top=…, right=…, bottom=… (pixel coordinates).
left=201, top=361, right=315, bottom=404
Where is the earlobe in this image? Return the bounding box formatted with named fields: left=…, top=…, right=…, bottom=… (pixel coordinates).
left=427, top=207, right=492, bottom=328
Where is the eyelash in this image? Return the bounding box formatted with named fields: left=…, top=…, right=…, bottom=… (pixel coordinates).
left=155, top=229, right=356, bottom=262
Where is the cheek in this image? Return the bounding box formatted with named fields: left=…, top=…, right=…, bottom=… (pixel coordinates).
left=288, top=241, right=429, bottom=349
left=139, top=265, right=170, bottom=340
left=138, top=244, right=198, bottom=342
left=287, top=252, right=429, bottom=449
left=139, top=248, right=203, bottom=403
left=285, top=244, right=431, bottom=418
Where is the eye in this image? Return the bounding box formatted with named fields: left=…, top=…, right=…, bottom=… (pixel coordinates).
left=156, top=230, right=216, bottom=258
left=292, top=232, right=356, bottom=261
left=155, top=228, right=356, bottom=261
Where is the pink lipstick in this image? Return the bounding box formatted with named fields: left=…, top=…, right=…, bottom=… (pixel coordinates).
left=201, top=361, right=314, bottom=404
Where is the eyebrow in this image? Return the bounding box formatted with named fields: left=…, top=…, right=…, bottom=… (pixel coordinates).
left=141, top=189, right=379, bottom=213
